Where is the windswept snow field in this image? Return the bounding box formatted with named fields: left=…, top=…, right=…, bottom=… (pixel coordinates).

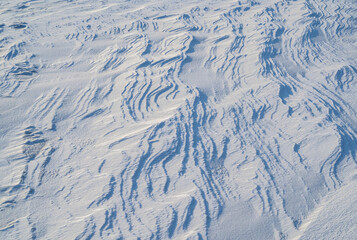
left=1, top=0, right=357, bottom=239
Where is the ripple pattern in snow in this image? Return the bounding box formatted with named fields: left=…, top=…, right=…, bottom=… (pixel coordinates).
left=0, top=0, right=356, bottom=239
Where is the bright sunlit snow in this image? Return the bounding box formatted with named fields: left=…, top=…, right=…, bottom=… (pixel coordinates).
left=0, top=0, right=356, bottom=239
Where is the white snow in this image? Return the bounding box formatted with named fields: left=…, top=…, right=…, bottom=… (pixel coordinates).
left=0, top=0, right=356, bottom=239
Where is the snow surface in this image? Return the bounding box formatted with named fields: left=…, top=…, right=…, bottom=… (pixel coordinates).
left=0, top=0, right=356, bottom=239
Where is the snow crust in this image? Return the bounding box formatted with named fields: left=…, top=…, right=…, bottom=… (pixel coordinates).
left=0, top=0, right=356, bottom=239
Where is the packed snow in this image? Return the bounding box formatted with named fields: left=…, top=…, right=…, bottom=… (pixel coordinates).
left=0, top=0, right=356, bottom=239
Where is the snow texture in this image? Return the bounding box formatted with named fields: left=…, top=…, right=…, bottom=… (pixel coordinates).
left=0, top=0, right=356, bottom=239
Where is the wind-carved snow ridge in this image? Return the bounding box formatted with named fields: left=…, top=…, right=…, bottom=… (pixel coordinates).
left=0, top=0, right=356, bottom=239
